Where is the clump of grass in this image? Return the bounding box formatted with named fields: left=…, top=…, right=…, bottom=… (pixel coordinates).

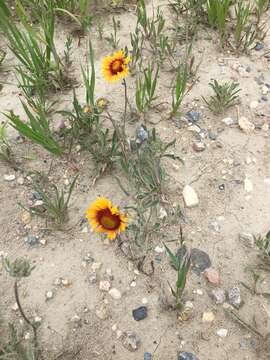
left=256, top=230, right=270, bottom=261
left=1, top=256, right=38, bottom=360
left=255, top=0, right=270, bottom=25
left=203, top=79, right=241, bottom=114
left=171, top=62, right=189, bottom=116
left=0, top=122, right=13, bottom=164
left=20, top=172, right=78, bottom=226
left=105, top=16, right=120, bottom=49
left=164, top=242, right=191, bottom=310
left=206, top=0, right=231, bottom=47
left=4, top=102, right=62, bottom=156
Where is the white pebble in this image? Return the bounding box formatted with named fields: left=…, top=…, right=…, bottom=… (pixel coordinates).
left=99, top=280, right=111, bottom=292
left=217, top=328, right=228, bottom=337
left=183, top=185, right=199, bottom=208
left=109, top=288, right=122, bottom=300
left=4, top=174, right=15, bottom=181
left=244, top=178, right=253, bottom=193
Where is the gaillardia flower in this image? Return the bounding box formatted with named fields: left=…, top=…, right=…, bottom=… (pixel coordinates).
left=101, top=50, right=130, bottom=82
left=86, top=197, right=128, bottom=240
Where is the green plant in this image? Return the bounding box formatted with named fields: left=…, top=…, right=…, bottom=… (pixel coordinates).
left=206, top=0, right=231, bottom=47
left=234, top=0, right=257, bottom=51
left=255, top=0, right=270, bottom=25
left=21, top=172, right=78, bottom=226
left=135, top=63, right=159, bottom=114
left=0, top=0, right=66, bottom=94
left=4, top=103, right=62, bottom=156
left=202, top=79, right=241, bottom=114
left=64, top=35, right=73, bottom=67
left=256, top=230, right=270, bottom=257
left=128, top=27, right=144, bottom=71
left=105, top=16, right=120, bottom=49
left=164, top=243, right=191, bottom=310
left=171, top=62, right=188, bottom=116
left=0, top=122, right=13, bottom=163
left=1, top=256, right=38, bottom=360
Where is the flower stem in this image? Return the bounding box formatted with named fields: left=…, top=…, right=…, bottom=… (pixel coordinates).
left=123, top=79, right=128, bottom=133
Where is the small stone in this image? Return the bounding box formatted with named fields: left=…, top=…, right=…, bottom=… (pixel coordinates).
left=112, top=324, right=118, bottom=331
left=142, top=297, right=148, bottom=304
left=249, top=101, right=259, bottom=109
left=217, top=328, right=228, bottom=337
left=239, top=232, right=254, bottom=247
left=32, top=191, right=43, bottom=200
left=46, top=290, right=53, bottom=300
left=88, top=272, right=97, bottom=284
left=81, top=226, right=88, bottom=233
left=24, top=235, right=39, bottom=246
left=95, top=304, right=109, bottom=320
left=238, top=116, right=255, bottom=134
left=121, top=331, right=141, bottom=352
left=109, top=288, right=122, bottom=300
left=144, top=352, right=152, bottom=360
left=254, top=42, right=264, bottom=51
left=154, top=245, right=164, bottom=253
left=136, top=124, right=148, bottom=142
left=91, top=262, right=102, bottom=272
left=208, top=131, right=217, bottom=140
left=222, top=117, right=235, bottom=126
left=34, top=316, right=42, bottom=323
left=261, top=96, right=268, bottom=102
left=262, top=123, right=269, bottom=131
left=11, top=303, right=19, bottom=311
left=211, top=289, right=226, bottom=304
left=21, top=211, right=32, bottom=225
left=228, top=286, right=242, bottom=309
left=204, top=268, right=219, bottom=285
left=39, top=239, right=47, bottom=246
left=71, top=315, right=81, bottom=327
left=99, top=280, right=111, bottom=292
left=4, top=174, right=15, bottom=181
left=244, top=178, right=253, bottom=193
left=209, top=221, right=221, bottom=233
left=132, top=306, right=148, bottom=321
left=261, top=85, right=269, bottom=95
left=17, top=177, right=24, bottom=185
left=195, top=289, right=203, bottom=295
left=159, top=206, right=167, bottom=219
left=183, top=185, right=199, bottom=208
left=191, top=248, right=211, bottom=275
left=186, top=110, right=201, bottom=123
left=178, top=352, right=199, bottom=360
left=130, top=281, right=136, bottom=287
left=61, top=279, right=71, bottom=287
left=188, top=125, right=201, bottom=133
left=192, top=142, right=206, bottom=152
left=202, top=311, right=215, bottom=322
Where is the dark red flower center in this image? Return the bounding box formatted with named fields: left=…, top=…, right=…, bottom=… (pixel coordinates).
left=97, top=209, right=121, bottom=230
left=110, top=59, right=124, bottom=75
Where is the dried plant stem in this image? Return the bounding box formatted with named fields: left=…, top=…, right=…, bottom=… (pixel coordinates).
left=14, top=279, right=38, bottom=357
left=123, top=79, right=128, bottom=132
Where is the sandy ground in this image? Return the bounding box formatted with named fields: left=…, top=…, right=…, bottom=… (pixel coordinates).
left=1, top=1, right=270, bottom=359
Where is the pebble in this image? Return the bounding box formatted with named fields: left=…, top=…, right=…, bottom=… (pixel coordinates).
left=121, top=331, right=141, bottom=351
left=204, top=268, right=220, bottom=285
left=202, top=311, right=215, bottom=322
left=239, top=232, right=254, bottom=247
left=191, top=248, right=211, bottom=275
left=217, top=328, right=228, bottom=337
left=262, top=123, right=269, bottom=131
left=192, top=142, right=206, bottom=152
left=39, top=239, right=47, bottom=246
left=208, top=131, right=217, bottom=140
left=222, top=117, right=235, bottom=126
left=211, top=288, right=226, bottom=304
left=32, top=191, right=43, bottom=200
left=34, top=316, right=42, bottom=323
left=238, top=116, right=255, bottom=134
left=188, top=125, right=201, bottom=133
left=261, top=85, right=269, bottom=95
left=99, top=280, right=111, bottom=292
left=4, top=174, right=15, bottom=181
left=261, top=96, right=268, bottom=102
left=144, top=352, right=152, bottom=360
left=132, top=306, right=148, bottom=321
left=249, top=101, right=259, bottom=109
left=183, top=185, right=199, bottom=208
left=244, top=178, right=253, bottom=193
left=178, top=352, right=199, bottom=360
left=109, top=288, right=122, bottom=300
left=142, top=297, right=148, bottom=305
left=209, top=221, right=221, bottom=233
left=186, top=110, right=201, bottom=123
left=11, top=303, right=19, bottom=311
left=112, top=324, right=118, bottom=332
left=45, top=290, right=54, bottom=300
left=159, top=206, right=167, bottom=219
left=91, top=262, right=102, bottom=272
left=155, top=245, right=164, bottom=253
left=17, top=177, right=24, bottom=185
left=228, top=286, right=242, bottom=309
left=95, top=304, right=109, bottom=320
left=136, top=124, right=148, bottom=142
left=24, top=235, right=39, bottom=246
left=254, top=42, right=264, bottom=51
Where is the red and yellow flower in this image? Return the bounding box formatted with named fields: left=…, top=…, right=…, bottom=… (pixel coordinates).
left=86, top=197, right=128, bottom=240
left=101, top=50, right=130, bottom=82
